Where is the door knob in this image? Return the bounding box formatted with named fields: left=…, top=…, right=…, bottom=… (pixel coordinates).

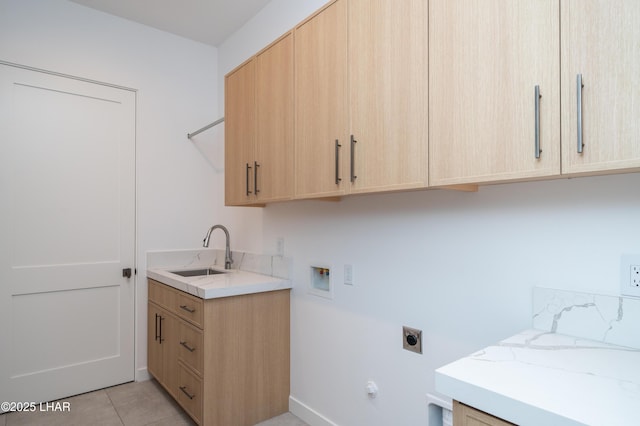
left=122, top=268, right=132, bottom=278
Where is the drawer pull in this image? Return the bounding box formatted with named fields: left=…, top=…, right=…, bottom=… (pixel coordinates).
left=180, top=305, right=196, bottom=313
left=179, top=386, right=195, bottom=400
left=180, top=341, right=196, bottom=352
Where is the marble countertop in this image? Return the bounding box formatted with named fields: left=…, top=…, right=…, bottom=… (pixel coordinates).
left=435, top=328, right=640, bottom=426
left=146, top=248, right=293, bottom=299
left=147, top=266, right=292, bottom=299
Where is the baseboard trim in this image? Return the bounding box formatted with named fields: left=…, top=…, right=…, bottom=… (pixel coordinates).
left=135, top=367, right=151, bottom=382
left=289, top=396, right=338, bottom=426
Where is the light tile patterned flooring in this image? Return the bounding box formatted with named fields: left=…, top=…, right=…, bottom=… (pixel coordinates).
left=0, top=379, right=308, bottom=426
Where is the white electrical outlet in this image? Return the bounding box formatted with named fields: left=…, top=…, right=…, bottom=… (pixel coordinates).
left=632, top=265, right=640, bottom=287
left=620, top=254, right=640, bottom=297
left=344, top=264, right=353, bottom=285
left=276, top=237, right=284, bottom=257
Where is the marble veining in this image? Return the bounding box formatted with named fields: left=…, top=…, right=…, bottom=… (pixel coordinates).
left=436, top=329, right=640, bottom=426
left=533, top=287, right=640, bottom=349
left=146, top=249, right=293, bottom=299
left=436, top=288, right=640, bottom=425
left=147, top=248, right=291, bottom=279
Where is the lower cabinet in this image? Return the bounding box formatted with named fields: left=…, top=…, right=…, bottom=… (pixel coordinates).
left=147, top=303, right=179, bottom=399
left=147, top=279, right=290, bottom=426
left=453, top=400, right=515, bottom=426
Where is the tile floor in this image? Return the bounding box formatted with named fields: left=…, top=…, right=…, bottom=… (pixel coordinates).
left=0, top=380, right=308, bottom=426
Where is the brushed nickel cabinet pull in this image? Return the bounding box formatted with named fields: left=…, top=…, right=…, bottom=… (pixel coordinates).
left=179, top=386, right=195, bottom=400
left=350, top=135, right=357, bottom=182
left=335, top=139, right=342, bottom=185
left=254, top=161, right=260, bottom=194
left=180, top=341, right=196, bottom=352
left=535, top=85, right=542, bottom=159
left=577, top=74, right=584, bottom=154
left=180, top=305, right=196, bottom=313
left=245, top=163, right=252, bottom=196
left=154, top=313, right=159, bottom=342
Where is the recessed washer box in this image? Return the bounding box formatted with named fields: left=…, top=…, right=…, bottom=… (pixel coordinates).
left=309, top=265, right=333, bottom=299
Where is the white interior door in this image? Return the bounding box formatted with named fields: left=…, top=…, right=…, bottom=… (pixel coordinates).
left=0, top=63, right=136, bottom=405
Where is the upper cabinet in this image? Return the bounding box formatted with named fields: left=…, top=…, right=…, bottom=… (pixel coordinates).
left=224, top=0, right=640, bottom=206
left=225, top=33, right=294, bottom=206
left=256, top=33, right=294, bottom=202
left=429, top=0, right=561, bottom=186
left=348, top=0, right=428, bottom=194
left=561, top=0, right=640, bottom=175
left=225, top=58, right=256, bottom=206
left=294, top=0, right=429, bottom=199
left=294, top=0, right=349, bottom=199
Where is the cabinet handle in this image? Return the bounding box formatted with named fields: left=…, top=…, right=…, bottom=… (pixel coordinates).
left=350, top=135, right=357, bottom=182
left=577, top=74, right=584, bottom=154
left=534, top=85, right=542, bottom=159
left=180, top=305, right=196, bottom=313
left=159, top=316, right=164, bottom=343
left=179, top=386, right=195, bottom=400
left=154, top=313, right=159, bottom=342
left=254, top=161, right=260, bottom=194
left=245, top=163, right=252, bottom=196
left=180, top=341, right=196, bottom=352
left=335, top=139, right=342, bottom=185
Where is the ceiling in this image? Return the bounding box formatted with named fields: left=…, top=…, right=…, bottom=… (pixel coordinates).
left=69, top=0, right=272, bottom=47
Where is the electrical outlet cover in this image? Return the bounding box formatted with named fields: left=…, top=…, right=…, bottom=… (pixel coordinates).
left=620, top=254, right=640, bottom=298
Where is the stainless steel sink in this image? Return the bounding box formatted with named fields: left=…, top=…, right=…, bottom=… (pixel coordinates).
left=169, top=268, right=226, bottom=277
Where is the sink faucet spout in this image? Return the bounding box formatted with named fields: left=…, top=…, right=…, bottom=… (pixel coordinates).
left=203, top=225, right=233, bottom=269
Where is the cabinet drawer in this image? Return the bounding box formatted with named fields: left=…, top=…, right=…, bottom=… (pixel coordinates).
left=178, top=321, right=203, bottom=375
left=175, top=292, right=203, bottom=328
left=148, top=279, right=175, bottom=310
left=178, top=363, right=203, bottom=425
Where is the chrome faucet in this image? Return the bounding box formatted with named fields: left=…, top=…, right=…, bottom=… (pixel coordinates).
left=203, top=224, right=233, bottom=269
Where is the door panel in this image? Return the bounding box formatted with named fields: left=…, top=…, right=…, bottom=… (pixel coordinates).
left=225, top=58, right=256, bottom=205
left=0, top=63, right=135, bottom=405
left=349, top=0, right=428, bottom=193
left=294, top=0, right=349, bottom=198
left=561, top=0, right=640, bottom=174
left=429, top=0, right=560, bottom=185
left=256, top=33, right=294, bottom=202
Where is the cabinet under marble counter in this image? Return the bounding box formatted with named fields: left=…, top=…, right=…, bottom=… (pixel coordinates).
left=146, top=249, right=292, bottom=426
left=435, top=288, right=640, bottom=426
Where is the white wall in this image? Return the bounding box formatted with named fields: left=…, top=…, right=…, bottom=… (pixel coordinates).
left=218, top=2, right=640, bottom=425
left=0, top=0, right=261, bottom=380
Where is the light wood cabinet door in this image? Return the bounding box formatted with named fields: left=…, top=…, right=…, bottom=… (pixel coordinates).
left=255, top=33, right=294, bottom=202
left=225, top=58, right=256, bottom=206
left=429, top=0, right=560, bottom=186
left=147, top=303, right=178, bottom=399
left=147, top=304, right=162, bottom=381
left=294, top=0, right=349, bottom=198
left=561, top=0, right=640, bottom=175
left=453, top=401, right=515, bottom=426
left=348, top=0, right=428, bottom=193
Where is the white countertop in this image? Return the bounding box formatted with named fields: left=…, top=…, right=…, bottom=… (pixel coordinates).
left=435, top=329, right=640, bottom=426
left=147, top=266, right=292, bottom=299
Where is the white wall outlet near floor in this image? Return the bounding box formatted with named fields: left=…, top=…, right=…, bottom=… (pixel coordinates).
left=620, top=254, right=640, bottom=297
